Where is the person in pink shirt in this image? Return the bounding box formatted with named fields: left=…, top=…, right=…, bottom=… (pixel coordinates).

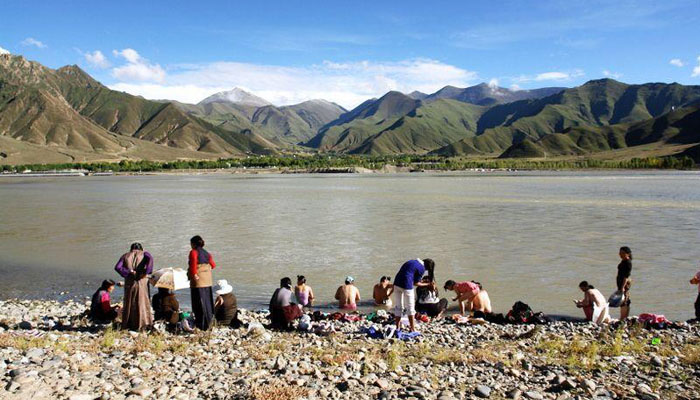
left=444, top=280, right=480, bottom=316
left=690, top=266, right=700, bottom=321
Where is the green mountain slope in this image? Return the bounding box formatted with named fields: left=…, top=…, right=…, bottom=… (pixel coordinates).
left=500, top=104, right=700, bottom=158
left=305, top=91, right=421, bottom=151
left=349, top=100, right=486, bottom=154
left=432, top=79, right=700, bottom=156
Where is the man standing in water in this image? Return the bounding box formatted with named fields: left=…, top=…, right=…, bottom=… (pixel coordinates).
left=617, top=246, right=633, bottom=320
left=393, top=258, right=434, bottom=332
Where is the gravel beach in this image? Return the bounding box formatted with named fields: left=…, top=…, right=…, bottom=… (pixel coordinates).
left=0, top=299, right=698, bottom=400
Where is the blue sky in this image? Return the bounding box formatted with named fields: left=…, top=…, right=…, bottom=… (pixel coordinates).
left=1, top=0, right=699, bottom=108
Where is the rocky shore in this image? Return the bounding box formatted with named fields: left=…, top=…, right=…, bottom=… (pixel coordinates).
left=0, top=299, right=698, bottom=400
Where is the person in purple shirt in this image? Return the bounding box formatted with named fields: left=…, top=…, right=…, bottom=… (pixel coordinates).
left=393, top=258, right=435, bottom=332
left=115, top=242, right=154, bottom=331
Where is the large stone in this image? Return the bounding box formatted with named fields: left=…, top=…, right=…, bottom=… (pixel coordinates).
left=561, top=378, right=577, bottom=390
left=475, top=385, right=492, bottom=398
left=524, top=391, right=543, bottom=400
left=18, top=321, right=32, bottom=330
left=582, top=379, right=596, bottom=392
left=129, top=385, right=153, bottom=397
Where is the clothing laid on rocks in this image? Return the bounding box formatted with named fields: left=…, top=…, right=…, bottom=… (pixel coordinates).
left=115, top=250, right=154, bottom=331
left=189, top=247, right=216, bottom=330
left=215, top=292, right=238, bottom=326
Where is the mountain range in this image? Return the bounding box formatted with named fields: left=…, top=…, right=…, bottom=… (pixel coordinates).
left=1, top=53, right=699, bottom=164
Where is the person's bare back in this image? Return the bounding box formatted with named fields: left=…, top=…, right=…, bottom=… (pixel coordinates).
left=472, top=290, right=492, bottom=314
left=336, top=284, right=360, bottom=309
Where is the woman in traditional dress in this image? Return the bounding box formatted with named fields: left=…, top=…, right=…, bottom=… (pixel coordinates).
left=115, top=242, right=154, bottom=331
left=188, top=235, right=216, bottom=330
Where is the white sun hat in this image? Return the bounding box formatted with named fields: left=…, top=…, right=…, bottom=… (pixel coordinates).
left=215, top=279, right=233, bottom=296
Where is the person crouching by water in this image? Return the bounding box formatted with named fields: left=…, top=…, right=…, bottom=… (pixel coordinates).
left=115, top=242, right=154, bottom=331
left=416, top=276, right=448, bottom=318
left=295, top=275, right=315, bottom=308
left=152, top=287, right=180, bottom=331
left=90, top=279, right=120, bottom=322
left=188, top=235, right=216, bottom=330
left=270, top=277, right=301, bottom=330
left=214, top=279, right=241, bottom=328
left=393, top=258, right=435, bottom=332
left=444, top=280, right=480, bottom=317
left=335, top=276, right=361, bottom=311
left=575, top=281, right=610, bottom=324
left=616, top=246, right=633, bottom=320
left=373, top=276, right=394, bottom=307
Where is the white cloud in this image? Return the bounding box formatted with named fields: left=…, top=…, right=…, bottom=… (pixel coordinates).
left=669, top=58, right=685, bottom=67
left=111, top=48, right=165, bottom=83
left=693, top=56, right=700, bottom=78
left=0, top=46, right=9, bottom=55
left=488, top=78, right=499, bottom=88
left=510, top=84, right=522, bottom=91
left=21, top=37, right=46, bottom=49
left=108, top=58, right=478, bottom=109
left=84, top=50, right=110, bottom=69
left=514, top=69, right=585, bottom=83
left=602, top=70, right=623, bottom=79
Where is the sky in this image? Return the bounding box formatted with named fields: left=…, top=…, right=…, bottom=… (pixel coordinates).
left=1, top=0, right=699, bottom=109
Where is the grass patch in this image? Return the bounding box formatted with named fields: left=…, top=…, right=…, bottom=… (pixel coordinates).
left=250, top=381, right=308, bottom=400
left=536, top=335, right=603, bottom=371
left=680, top=343, right=700, bottom=366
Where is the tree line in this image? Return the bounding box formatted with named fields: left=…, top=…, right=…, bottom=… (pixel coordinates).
left=1, top=154, right=696, bottom=173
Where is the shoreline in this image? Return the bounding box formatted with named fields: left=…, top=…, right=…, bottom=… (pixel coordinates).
left=1, top=299, right=698, bottom=399
left=2, top=167, right=698, bottom=179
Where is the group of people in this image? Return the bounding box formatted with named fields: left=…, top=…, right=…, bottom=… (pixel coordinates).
left=90, top=236, right=239, bottom=331
left=91, top=242, right=700, bottom=332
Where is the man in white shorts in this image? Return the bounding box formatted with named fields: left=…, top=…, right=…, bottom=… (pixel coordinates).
left=392, top=258, right=435, bottom=332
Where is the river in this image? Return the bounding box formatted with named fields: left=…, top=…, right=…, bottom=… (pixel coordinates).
left=1, top=171, right=699, bottom=320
